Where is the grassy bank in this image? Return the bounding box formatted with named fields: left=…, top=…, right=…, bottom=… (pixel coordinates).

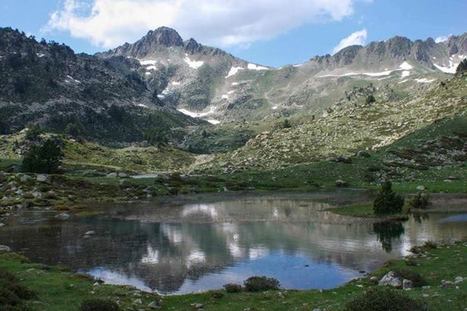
left=0, top=242, right=465, bottom=310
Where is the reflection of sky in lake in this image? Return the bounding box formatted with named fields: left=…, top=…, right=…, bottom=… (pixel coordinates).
left=1, top=193, right=466, bottom=295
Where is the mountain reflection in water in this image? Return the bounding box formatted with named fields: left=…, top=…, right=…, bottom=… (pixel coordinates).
left=0, top=193, right=466, bottom=294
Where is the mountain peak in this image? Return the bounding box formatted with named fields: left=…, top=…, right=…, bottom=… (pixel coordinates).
left=145, top=26, right=183, bottom=47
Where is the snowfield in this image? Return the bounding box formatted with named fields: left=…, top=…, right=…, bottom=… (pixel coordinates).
left=184, top=57, right=204, bottom=69
left=226, top=66, right=244, bottom=78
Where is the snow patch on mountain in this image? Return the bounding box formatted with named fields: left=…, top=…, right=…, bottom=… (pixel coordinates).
left=401, top=71, right=410, bottom=78
left=226, top=66, right=244, bottom=78
left=247, top=63, right=269, bottom=71
left=415, top=78, right=436, bottom=83
left=399, top=61, right=413, bottom=70
left=434, top=55, right=466, bottom=74
left=184, top=57, right=204, bottom=69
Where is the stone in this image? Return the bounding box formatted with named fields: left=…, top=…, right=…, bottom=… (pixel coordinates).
left=106, top=172, right=118, bottom=178
left=416, top=185, right=426, bottom=191
left=55, top=212, right=71, bottom=220
left=0, top=245, right=11, bottom=252
left=20, top=175, right=32, bottom=182
left=118, top=172, right=129, bottom=178
left=441, top=280, right=454, bottom=288
left=36, top=174, right=48, bottom=182
left=191, top=303, right=204, bottom=309
left=32, top=191, right=42, bottom=199
left=0, top=223, right=4, bottom=228
left=402, top=279, right=413, bottom=289
left=335, top=180, right=348, bottom=187
left=379, top=271, right=402, bottom=288
left=148, top=301, right=161, bottom=309
left=454, top=276, right=463, bottom=284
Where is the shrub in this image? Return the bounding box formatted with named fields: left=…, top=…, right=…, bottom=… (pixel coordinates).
left=243, top=276, right=280, bottom=292
left=408, top=192, right=430, bottom=209
left=80, top=298, right=120, bottom=311
left=344, top=287, right=425, bottom=311
left=25, top=125, right=43, bottom=141
left=393, top=268, right=427, bottom=287
left=223, top=283, right=243, bottom=293
left=373, top=181, right=405, bottom=215
left=0, top=268, right=36, bottom=308
left=21, top=139, right=63, bottom=174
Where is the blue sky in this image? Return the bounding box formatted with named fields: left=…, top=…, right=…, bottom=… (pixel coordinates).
left=1, top=0, right=466, bottom=67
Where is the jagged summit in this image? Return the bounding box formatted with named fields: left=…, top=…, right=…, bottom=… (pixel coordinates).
left=146, top=27, right=184, bottom=47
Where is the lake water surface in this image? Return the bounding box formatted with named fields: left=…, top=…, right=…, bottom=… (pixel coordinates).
left=0, top=192, right=466, bottom=294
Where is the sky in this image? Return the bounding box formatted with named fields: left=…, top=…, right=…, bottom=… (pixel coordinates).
left=1, top=0, right=466, bottom=67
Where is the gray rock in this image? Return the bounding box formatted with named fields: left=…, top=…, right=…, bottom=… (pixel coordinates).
left=118, top=172, right=129, bottom=178
left=402, top=279, right=413, bottom=289
left=20, top=175, right=32, bottom=182
left=55, top=212, right=71, bottom=220
left=0, top=223, right=5, bottom=228
left=148, top=301, right=161, bottom=309
left=0, top=245, right=11, bottom=252
left=441, top=280, right=454, bottom=288
left=106, top=172, right=118, bottom=178
left=36, top=174, right=48, bottom=182
left=32, top=191, right=43, bottom=199
left=335, top=180, right=348, bottom=187
left=454, top=276, right=463, bottom=284
left=379, top=271, right=402, bottom=288
left=191, top=303, right=204, bottom=309
left=416, top=185, right=426, bottom=191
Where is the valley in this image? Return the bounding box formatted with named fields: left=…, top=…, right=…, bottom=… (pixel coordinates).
left=0, top=24, right=466, bottom=311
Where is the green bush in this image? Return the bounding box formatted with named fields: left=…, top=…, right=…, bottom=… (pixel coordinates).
left=243, top=276, right=280, bottom=292
left=393, top=268, right=427, bottom=287
left=373, top=181, right=405, bottom=215
left=223, top=283, right=243, bottom=293
left=21, top=139, right=63, bottom=174
left=344, top=287, right=425, bottom=311
left=80, top=298, right=120, bottom=311
left=408, top=192, right=430, bottom=209
left=0, top=268, right=36, bottom=309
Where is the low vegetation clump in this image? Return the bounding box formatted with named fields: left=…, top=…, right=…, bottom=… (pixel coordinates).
left=80, top=298, right=120, bottom=311
left=344, top=287, right=425, bottom=311
left=393, top=268, right=427, bottom=287
left=223, top=283, right=243, bottom=293
left=373, top=181, right=405, bottom=215
left=408, top=192, right=430, bottom=209
left=21, top=139, right=63, bottom=174
left=0, top=268, right=36, bottom=309
left=243, top=276, right=280, bottom=292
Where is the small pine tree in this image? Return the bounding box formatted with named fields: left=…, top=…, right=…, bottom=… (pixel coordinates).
left=25, top=125, right=43, bottom=141
left=21, top=139, right=63, bottom=174
left=366, top=95, right=376, bottom=105
left=373, top=181, right=405, bottom=215
left=282, top=119, right=292, bottom=129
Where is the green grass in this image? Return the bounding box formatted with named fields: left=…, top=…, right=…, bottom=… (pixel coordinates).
left=1, top=241, right=466, bottom=310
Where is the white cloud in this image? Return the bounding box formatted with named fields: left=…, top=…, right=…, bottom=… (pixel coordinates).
left=332, top=29, right=367, bottom=54
left=45, top=0, right=358, bottom=48
left=435, top=34, right=452, bottom=43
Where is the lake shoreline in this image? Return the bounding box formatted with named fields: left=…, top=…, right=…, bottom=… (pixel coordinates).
left=1, top=240, right=465, bottom=310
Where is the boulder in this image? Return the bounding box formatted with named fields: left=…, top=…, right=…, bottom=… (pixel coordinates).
left=416, top=185, right=426, bottom=191
left=36, top=174, right=48, bottom=182
left=379, top=271, right=402, bottom=288
left=0, top=245, right=11, bottom=252
left=106, top=172, right=118, bottom=178
left=335, top=180, right=348, bottom=187
left=55, top=212, right=71, bottom=220
left=454, top=276, right=463, bottom=284
left=20, top=175, right=32, bottom=182
left=402, top=279, right=413, bottom=289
